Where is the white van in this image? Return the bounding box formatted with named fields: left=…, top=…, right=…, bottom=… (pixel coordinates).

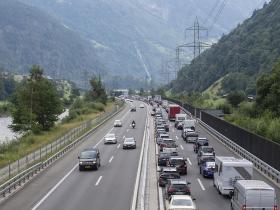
left=214, top=156, right=253, bottom=195
left=231, top=180, right=277, bottom=210
left=183, top=119, right=196, bottom=130
left=175, top=114, right=187, bottom=123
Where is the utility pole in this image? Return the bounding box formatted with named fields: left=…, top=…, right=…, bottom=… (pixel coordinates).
left=176, top=17, right=211, bottom=72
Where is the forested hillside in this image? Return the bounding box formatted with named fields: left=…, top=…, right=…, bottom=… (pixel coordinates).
left=170, top=0, right=279, bottom=95
left=0, top=0, right=102, bottom=85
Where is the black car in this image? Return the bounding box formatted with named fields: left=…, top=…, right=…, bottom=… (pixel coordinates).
left=158, top=152, right=171, bottom=166
left=78, top=148, right=101, bottom=171
left=166, top=179, right=191, bottom=199
left=130, top=106, right=136, bottom=112
left=158, top=172, right=180, bottom=187
left=169, top=157, right=188, bottom=175
left=193, top=138, right=209, bottom=153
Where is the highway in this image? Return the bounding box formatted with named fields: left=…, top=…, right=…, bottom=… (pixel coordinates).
left=1, top=100, right=280, bottom=210
left=159, top=107, right=280, bottom=209
left=0, top=101, right=148, bottom=210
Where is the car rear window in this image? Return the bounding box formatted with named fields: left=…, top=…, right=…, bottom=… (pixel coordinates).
left=172, top=199, right=192, bottom=206
left=203, top=148, right=214, bottom=153
left=170, top=159, right=184, bottom=165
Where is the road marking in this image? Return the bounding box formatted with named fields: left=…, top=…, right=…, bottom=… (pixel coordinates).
left=180, top=145, right=184, bottom=150
left=187, top=158, right=192, bottom=166
left=109, top=156, right=114, bottom=163
left=197, top=178, right=206, bottom=191
left=123, top=136, right=125, bottom=139
left=127, top=129, right=129, bottom=132
left=176, top=136, right=178, bottom=140
left=31, top=164, right=78, bottom=210
left=31, top=108, right=131, bottom=209
left=117, top=144, right=121, bottom=149
left=172, top=129, right=175, bottom=132
left=95, top=176, right=103, bottom=186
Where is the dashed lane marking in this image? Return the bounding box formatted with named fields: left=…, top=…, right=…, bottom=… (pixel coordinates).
left=197, top=178, right=206, bottom=191
left=95, top=176, right=103, bottom=186
left=109, top=156, right=114, bottom=163
left=187, top=158, right=192, bottom=166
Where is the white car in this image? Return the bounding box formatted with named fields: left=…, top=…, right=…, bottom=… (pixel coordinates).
left=139, top=104, right=145, bottom=108
left=114, top=120, right=122, bottom=127
left=168, top=195, right=197, bottom=210
left=104, top=133, right=117, bottom=144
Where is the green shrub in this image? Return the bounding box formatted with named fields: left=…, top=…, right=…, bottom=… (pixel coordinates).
left=216, top=102, right=232, bottom=114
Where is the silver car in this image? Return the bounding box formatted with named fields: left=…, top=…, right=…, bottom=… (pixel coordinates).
left=123, top=137, right=136, bottom=149
left=104, top=133, right=117, bottom=144
left=114, top=120, right=122, bottom=127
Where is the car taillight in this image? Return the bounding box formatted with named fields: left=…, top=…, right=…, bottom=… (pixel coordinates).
left=274, top=206, right=278, bottom=210
left=242, top=205, right=246, bottom=210
left=168, top=187, right=176, bottom=192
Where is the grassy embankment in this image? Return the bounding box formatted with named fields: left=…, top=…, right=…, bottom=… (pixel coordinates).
left=170, top=78, right=280, bottom=143
left=0, top=101, right=114, bottom=168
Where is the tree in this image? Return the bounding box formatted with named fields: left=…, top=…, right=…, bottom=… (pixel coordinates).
left=256, top=61, right=280, bottom=116
left=227, top=91, right=246, bottom=107
left=87, top=75, right=107, bottom=104
left=10, top=65, right=63, bottom=132
left=139, top=88, right=144, bottom=96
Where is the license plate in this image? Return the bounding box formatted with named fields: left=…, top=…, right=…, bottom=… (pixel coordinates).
left=85, top=166, right=91, bottom=169
left=176, top=192, right=185, bottom=195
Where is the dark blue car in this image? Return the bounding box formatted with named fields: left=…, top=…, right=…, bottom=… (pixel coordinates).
left=200, top=161, right=215, bottom=178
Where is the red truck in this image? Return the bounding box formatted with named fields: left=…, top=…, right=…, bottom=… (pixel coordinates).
left=168, top=104, right=180, bottom=121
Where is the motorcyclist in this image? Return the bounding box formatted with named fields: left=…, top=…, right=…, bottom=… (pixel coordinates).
left=132, top=120, right=136, bottom=128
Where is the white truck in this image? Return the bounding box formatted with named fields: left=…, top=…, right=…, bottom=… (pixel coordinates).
left=175, top=114, right=187, bottom=123
left=162, top=100, right=168, bottom=108
left=154, top=95, right=162, bottom=103
left=214, top=156, right=253, bottom=196
left=231, top=180, right=277, bottom=210
left=183, top=119, right=196, bottom=131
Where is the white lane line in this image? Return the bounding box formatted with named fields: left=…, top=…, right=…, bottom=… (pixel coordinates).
left=31, top=164, right=78, bottom=210
left=109, top=156, right=114, bottom=163
left=32, top=109, right=131, bottom=209
left=180, top=145, right=184, bottom=150
left=172, top=129, right=175, bottom=132
left=117, top=144, right=121, bottom=149
left=187, top=158, right=192, bottom=166
left=197, top=178, right=206, bottom=191
left=123, top=136, right=125, bottom=139
left=176, top=136, right=178, bottom=140
left=95, top=176, right=103, bottom=186
left=127, top=129, right=129, bottom=132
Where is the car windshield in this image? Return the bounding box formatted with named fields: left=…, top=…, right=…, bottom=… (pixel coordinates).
left=106, top=134, right=115, bottom=138
left=172, top=198, right=192, bottom=206
left=115, top=120, right=120, bottom=123
left=125, top=138, right=134, bottom=142
left=80, top=151, right=96, bottom=159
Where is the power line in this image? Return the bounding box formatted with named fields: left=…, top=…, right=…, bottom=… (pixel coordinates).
left=209, top=0, right=229, bottom=32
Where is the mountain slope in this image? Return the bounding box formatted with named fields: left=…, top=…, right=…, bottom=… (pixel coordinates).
left=19, top=0, right=267, bottom=86
left=170, top=0, right=279, bottom=95
left=0, top=0, right=102, bottom=84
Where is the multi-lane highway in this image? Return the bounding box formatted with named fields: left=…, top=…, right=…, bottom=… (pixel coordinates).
left=0, top=101, right=148, bottom=210
left=158, top=107, right=280, bottom=209
left=1, top=100, right=280, bottom=210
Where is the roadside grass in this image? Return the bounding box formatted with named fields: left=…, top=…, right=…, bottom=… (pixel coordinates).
left=0, top=102, right=114, bottom=168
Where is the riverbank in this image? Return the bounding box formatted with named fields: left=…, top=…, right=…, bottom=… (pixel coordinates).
left=0, top=101, right=114, bottom=168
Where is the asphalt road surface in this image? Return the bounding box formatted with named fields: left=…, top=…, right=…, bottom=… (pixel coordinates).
left=159, top=107, right=280, bottom=210
left=1, top=101, right=147, bottom=210
left=1, top=101, right=280, bottom=210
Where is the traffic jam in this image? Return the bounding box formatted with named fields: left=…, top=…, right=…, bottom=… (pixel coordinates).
left=151, top=96, right=278, bottom=210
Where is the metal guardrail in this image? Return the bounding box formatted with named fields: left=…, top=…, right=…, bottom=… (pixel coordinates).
left=0, top=101, right=125, bottom=198
left=178, top=105, right=280, bottom=185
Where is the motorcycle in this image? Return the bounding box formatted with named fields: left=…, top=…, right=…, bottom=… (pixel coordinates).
left=132, top=123, right=136, bottom=129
